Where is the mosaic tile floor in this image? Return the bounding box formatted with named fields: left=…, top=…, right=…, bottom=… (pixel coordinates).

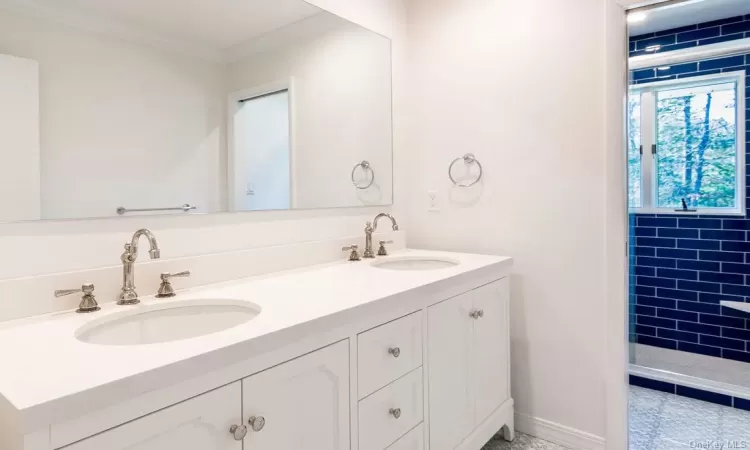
left=480, top=386, right=750, bottom=449
left=481, top=432, right=568, bottom=450
left=629, top=385, right=750, bottom=450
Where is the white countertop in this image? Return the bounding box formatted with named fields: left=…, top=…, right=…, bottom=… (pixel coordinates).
left=0, top=249, right=511, bottom=431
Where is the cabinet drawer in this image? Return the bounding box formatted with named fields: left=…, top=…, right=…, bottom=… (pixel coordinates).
left=387, top=423, right=424, bottom=450
left=358, top=311, right=422, bottom=398
left=359, top=367, right=423, bottom=450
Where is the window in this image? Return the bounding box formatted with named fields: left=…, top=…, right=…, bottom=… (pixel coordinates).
left=628, top=72, right=745, bottom=215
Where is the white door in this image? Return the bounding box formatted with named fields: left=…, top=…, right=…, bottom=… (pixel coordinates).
left=0, top=54, right=40, bottom=222
left=427, top=291, right=475, bottom=450
left=231, top=89, right=291, bottom=211
left=65, top=383, right=242, bottom=450
left=242, top=340, right=350, bottom=450
left=473, top=279, right=511, bottom=424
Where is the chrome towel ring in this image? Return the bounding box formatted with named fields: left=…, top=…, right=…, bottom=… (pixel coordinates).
left=351, top=160, right=375, bottom=189
left=449, top=154, right=483, bottom=187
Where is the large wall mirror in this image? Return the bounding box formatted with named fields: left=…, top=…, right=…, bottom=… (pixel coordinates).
left=0, top=0, right=393, bottom=222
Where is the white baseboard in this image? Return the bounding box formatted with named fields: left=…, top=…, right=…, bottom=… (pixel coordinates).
left=515, top=413, right=606, bottom=450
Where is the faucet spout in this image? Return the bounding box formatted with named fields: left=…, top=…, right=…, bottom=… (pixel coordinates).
left=119, top=229, right=160, bottom=305
left=129, top=229, right=161, bottom=260
left=364, top=213, right=398, bottom=258
left=372, top=213, right=399, bottom=232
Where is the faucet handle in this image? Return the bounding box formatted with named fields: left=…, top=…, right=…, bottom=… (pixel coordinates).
left=342, top=244, right=362, bottom=261
left=377, top=240, right=394, bottom=256
left=156, top=271, right=191, bottom=298
left=161, top=271, right=191, bottom=281
left=55, top=283, right=100, bottom=313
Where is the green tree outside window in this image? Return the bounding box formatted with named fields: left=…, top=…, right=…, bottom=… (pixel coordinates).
left=628, top=79, right=739, bottom=211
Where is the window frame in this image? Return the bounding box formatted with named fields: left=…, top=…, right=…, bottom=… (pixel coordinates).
left=628, top=70, right=746, bottom=216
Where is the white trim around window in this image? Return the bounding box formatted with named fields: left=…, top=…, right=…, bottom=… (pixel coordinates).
left=629, top=71, right=746, bottom=216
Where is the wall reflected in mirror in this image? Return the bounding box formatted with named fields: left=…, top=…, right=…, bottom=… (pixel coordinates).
left=0, top=0, right=393, bottom=222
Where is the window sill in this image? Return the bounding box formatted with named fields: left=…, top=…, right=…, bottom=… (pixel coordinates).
left=629, top=208, right=746, bottom=217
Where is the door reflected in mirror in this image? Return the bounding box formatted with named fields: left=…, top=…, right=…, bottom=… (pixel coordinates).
left=231, top=87, right=291, bottom=212
left=0, top=0, right=393, bottom=222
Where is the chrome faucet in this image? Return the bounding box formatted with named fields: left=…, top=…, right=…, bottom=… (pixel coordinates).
left=119, top=229, right=160, bottom=305
left=364, top=213, right=399, bottom=258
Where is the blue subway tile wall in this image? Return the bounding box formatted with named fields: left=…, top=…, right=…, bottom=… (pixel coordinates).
left=629, top=15, right=750, bottom=57
left=631, top=212, right=750, bottom=363
left=629, top=18, right=750, bottom=364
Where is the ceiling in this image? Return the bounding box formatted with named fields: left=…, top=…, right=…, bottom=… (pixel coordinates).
left=629, top=0, right=750, bottom=36
left=10, top=0, right=324, bottom=50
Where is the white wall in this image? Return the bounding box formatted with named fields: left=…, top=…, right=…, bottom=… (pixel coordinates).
left=0, top=8, right=226, bottom=220
left=404, top=0, right=625, bottom=445
left=0, top=54, right=39, bottom=222
left=0, top=0, right=631, bottom=445
left=228, top=14, right=393, bottom=209
left=0, top=0, right=406, bottom=281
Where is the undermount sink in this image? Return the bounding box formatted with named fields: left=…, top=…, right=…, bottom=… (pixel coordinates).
left=76, top=299, right=261, bottom=346
left=371, top=256, right=460, bottom=271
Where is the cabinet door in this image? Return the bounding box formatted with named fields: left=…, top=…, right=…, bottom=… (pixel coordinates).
left=427, top=291, right=475, bottom=450
left=64, top=383, right=242, bottom=450
left=387, top=423, right=424, bottom=450
left=473, top=278, right=511, bottom=424
left=242, top=340, right=350, bottom=450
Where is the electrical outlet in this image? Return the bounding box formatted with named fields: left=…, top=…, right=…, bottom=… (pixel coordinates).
left=428, top=189, right=439, bottom=212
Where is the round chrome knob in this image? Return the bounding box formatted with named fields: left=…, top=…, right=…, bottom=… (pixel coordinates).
left=478, top=310, right=484, bottom=318
left=230, top=424, right=247, bottom=440
left=470, top=310, right=479, bottom=319
left=389, top=408, right=402, bottom=419
left=388, top=347, right=401, bottom=358
left=249, top=415, right=266, bottom=432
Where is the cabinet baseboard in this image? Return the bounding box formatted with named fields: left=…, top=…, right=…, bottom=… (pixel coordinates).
left=515, top=413, right=606, bottom=450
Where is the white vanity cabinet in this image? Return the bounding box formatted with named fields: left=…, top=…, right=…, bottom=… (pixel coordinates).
left=2, top=253, right=513, bottom=450
left=241, top=340, right=350, bottom=450
left=427, top=279, right=510, bottom=450
left=61, top=341, right=349, bottom=450
left=64, top=382, right=242, bottom=450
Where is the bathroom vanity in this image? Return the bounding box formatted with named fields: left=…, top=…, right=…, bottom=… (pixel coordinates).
left=0, top=0, right=513, bottom=448
left=0, top=250, right=513, bottom=450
